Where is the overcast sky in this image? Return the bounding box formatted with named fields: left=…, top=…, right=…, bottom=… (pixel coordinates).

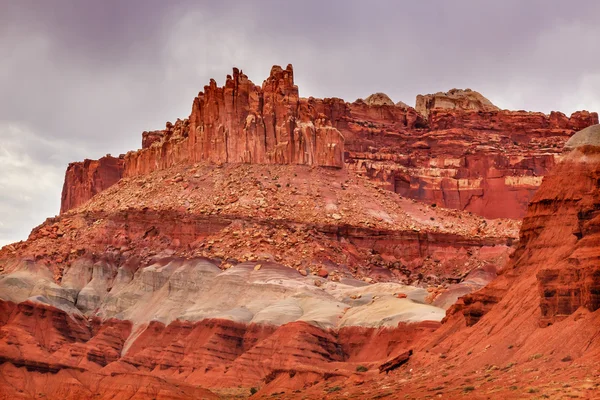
left=1, top=0, right=600, bottom=246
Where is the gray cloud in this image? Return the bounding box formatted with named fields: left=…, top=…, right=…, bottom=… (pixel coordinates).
left=1, top=0, right=599, bottom=245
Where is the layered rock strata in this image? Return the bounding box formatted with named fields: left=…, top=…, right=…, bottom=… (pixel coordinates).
left=227, top=128, right=600, bottom=399
left=415, top=88, right=500, bottom=119
left=58, top=66, right=597, bottom=220
left=125, top=65, right=345, bottom=179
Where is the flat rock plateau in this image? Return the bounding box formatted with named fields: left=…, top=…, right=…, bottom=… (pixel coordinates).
left=1, top=65, right=599, bottom=399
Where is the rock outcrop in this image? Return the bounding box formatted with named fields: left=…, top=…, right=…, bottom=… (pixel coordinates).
left=345, top=108, right=598, bottom=219
left=439, top=128, right=600, bottom=330
left=57, top=66, right=597, bottom=220
left=0, top=295, right=437, bottom=398
left=60, top=155, right=124, bottom=214
left=362, top=124, right=600, bottom=398
left=245, top=125, right=600, bottom=399
left=11, top=163, right=520, bottom=284
left=362, top=92, right=395, bottom=106
left=415, top=88, right=500, bottom=119
left=124, top=65, right=345, bottom=180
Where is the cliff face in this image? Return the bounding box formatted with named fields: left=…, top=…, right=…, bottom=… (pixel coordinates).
left=60, top=155, right=124, bottom=214
left=370, top=133, right=600, bottom=398
left=443, top=140, right=600, bottom=328
left=124, top=65, right=345, bottom=179
left=0, top=156, right=519, bottom=398
left=58, top=65, right=598, bottom=219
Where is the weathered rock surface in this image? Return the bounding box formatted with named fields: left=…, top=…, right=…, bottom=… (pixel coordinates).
left=0, top=277, right=440, bottom=397
left=0, top=159, right=517, bottom=398
left=345, top=108, right=598, bottom=219
left=221, top=127, right=600, bottom=399
left=124, top=65, right=345, bottom=181
left=56, top=65, right=597, bottom=221
left=415, top=88, right=500, bottom=119
left=0, top=362, right=219, bottom=399
left=60, top=155, right=124, bottom=214
left=328, top=126, right=600, bottom=399
left=362, top=92, right=395, bottom=106
left=564, top=123, right=600, bottom=149
left=7, top=163, right=519, bottom=287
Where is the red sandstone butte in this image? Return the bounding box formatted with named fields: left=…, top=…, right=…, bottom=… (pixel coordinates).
left=57, top=65, right=597, bottom=220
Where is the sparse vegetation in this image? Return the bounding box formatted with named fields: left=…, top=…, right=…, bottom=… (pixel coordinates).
left=356, top=365, right=368, bottom=373
left=502, top=362, right=516, bottom=371
left=250, top=387, right=258, bottom=395
left=325, top=386, right=342, bottom=393
left=463, top=386, right=475, bottom=392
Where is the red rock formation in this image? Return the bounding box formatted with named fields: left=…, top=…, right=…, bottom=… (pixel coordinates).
left=428, top=108, right=597, bottom=131
left=438, top=142, right=600, bottom=329
left=254, top=128, right=600, bottom=398
left=0, top=300, right=132, bottom=372
left=0, top=298, right=440, bottom=397
left=60, top=155, right=124, bottom=214
left=415, top=88, right=500, bottom=119
left=344, top=109, right=598, bottom=219
left=9, top=162, right=519, bottom=284
left=366, top=136, right=600, bottom=397
left=58, top=66, right=598, bottom=219
left=7, top=64, right=600, bottom=398
left=0, top=363, right=219, bottom=399
left=124, top=65, right=345, bottom=179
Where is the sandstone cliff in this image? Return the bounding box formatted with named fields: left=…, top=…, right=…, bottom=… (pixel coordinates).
left=58, top=65, right=598, bottom=220
left=60, top=155, right=124, bottom=213
left=371, top=125, right=600, bottom=398
left=124, top=65, right=345, bottom=179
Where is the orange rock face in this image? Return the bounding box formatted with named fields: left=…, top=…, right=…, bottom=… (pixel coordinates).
left=60, top=155, right=124, bottom=214
left=0, top=298, right=438, bottom=398
left=123, top=65, right=345, bottom=180
left=58, top=65, right=597, bottom=220
left=343, top=108, right=598, bottom=219
left=362, top=140, right=600, bottom=398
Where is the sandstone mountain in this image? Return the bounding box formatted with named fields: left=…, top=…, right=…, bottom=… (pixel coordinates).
left=1, top=64, right=599, bottom=399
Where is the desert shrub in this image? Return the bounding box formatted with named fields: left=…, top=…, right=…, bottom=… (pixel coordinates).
left=356, top=365, right=368, bottom=372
